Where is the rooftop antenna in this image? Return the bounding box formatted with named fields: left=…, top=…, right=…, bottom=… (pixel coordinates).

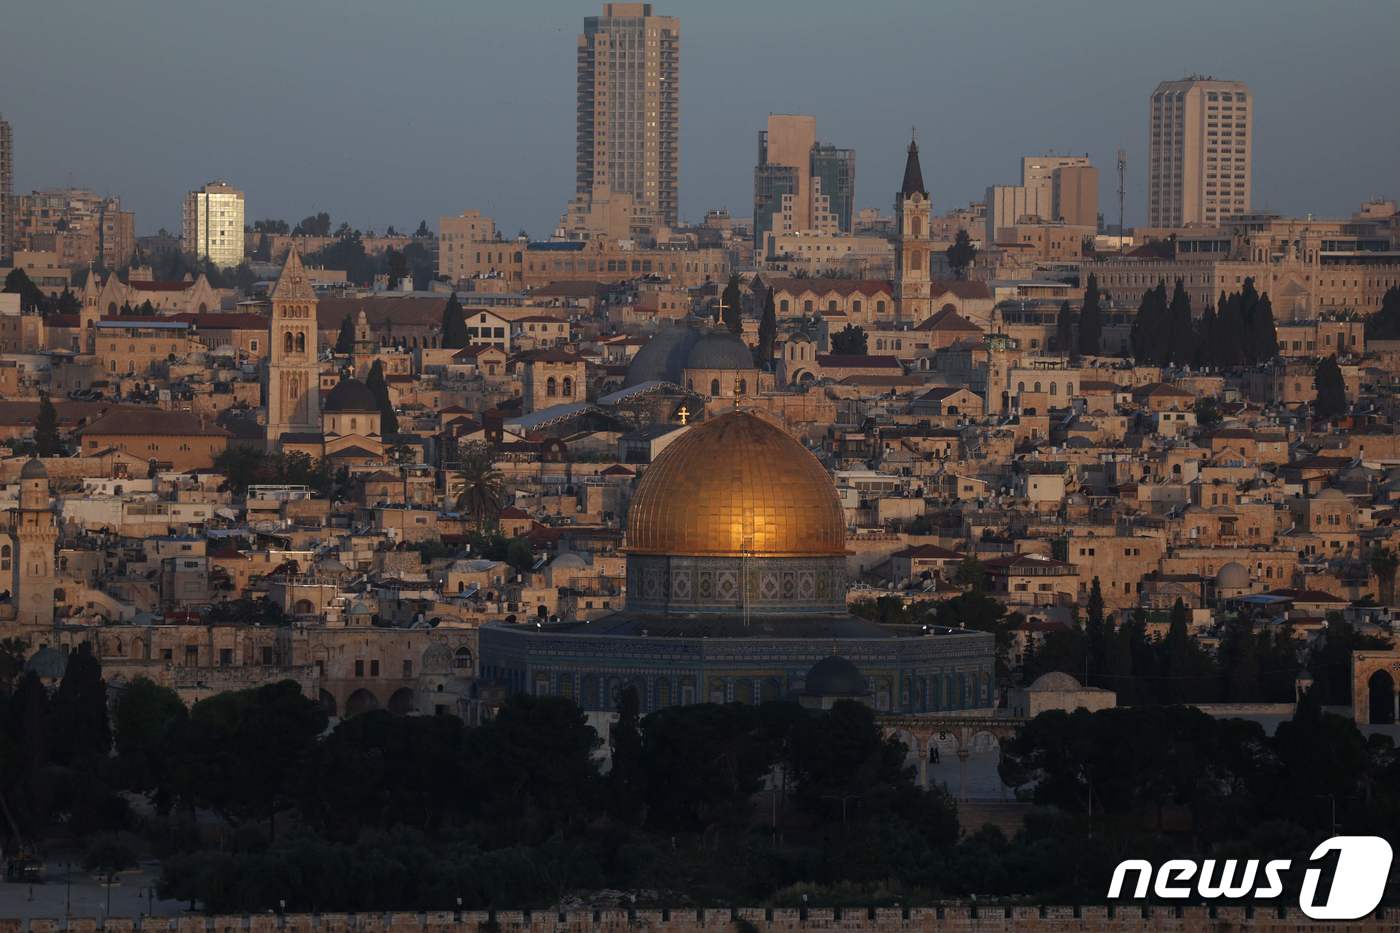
left=1116, top=148, right=1127, bottom=256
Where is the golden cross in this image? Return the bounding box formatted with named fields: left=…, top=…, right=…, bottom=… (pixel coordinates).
left=677, top=405, right=690, bottom=425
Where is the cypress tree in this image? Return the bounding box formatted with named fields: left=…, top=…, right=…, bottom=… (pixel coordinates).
left=756, top=287, right=777, bottom=369
left=440, top=292, right=469, bottom=349
left=1166, top=278, right=1195, bottom=366
left=1313, top=355, right=1347, bottom=419
left=721, top=273, right=743, bottom=334
left=35, top=392, right=60, bottom=457
left=1246, top=292, right=1279, bottom=363
left=1077, top=273, right=1102, bottom=357
left=334, top=314, right=355, bottom=354
left=1055, top=300, right=1075, bottom=355
left=365, top=359, right=398, bottom=436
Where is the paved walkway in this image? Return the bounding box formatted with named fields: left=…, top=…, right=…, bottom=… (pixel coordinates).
left=0, top=863, right=188, bottom=920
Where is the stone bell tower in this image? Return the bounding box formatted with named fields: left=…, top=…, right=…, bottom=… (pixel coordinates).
left=265, top=248, right=321, bottom=443
left=894, top=133, right=934, bottom=323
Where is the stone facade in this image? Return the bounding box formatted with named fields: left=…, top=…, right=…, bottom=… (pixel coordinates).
left=625, top=554, right=847, bottom=615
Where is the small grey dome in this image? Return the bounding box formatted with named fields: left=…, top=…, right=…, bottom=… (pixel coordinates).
left=24, top=646, right=68, bottom=680
left=324, top=378, right=378, bottom=412
left=804, top=655, right=869, bottom=698
left=1216, top=561, right=1250, bottom=589
left=20, top=458, right=48, bottom=480
left=683, top=332, right=754, bottom=371
left=1027, top=671, right=1083, bottom=692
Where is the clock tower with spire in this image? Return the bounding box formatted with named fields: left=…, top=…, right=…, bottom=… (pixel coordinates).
left=894, top=133, right=934, bottom=323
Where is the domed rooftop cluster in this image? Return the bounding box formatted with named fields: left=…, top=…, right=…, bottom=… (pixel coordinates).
left=20, top=458, right=48, bottom=480
left=324, top=378, right=378, bottom=412
left=623, top=326, right=754, bottom=387
left=625, top=411, right=845, bottom=559
left=1216, top=561, right=1250, bottom=589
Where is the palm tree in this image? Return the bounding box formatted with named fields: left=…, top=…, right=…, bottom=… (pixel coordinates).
left=453, top=441, right=505, bottom=530
left=1370, top=546, right=1399, bottom=607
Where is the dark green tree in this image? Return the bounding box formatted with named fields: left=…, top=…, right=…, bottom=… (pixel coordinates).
left=114, top=678, right=187, bottom=790
left=440, top=292, right=469, bottom=349
left=1084, top=578, right=1106, bottom=686
left=48, top=643, right=111, bottom=766
left=3, top=268, right=48, bottom=313
left=721, top=273, right=744, bottom=334
left=1365, top=286, right=1400, bottom=340
left=756, top=287, right=777, bottom=368
left=639, top=702, right=773, bottom=832
left=365, top=359, right=399, bottom=436
left=1076, top=273, right=1102, bottom=356
left=1166, top=278, right=1195, bottom=366
left=946, top=229, right=977, bottom=280
left=608, top=685, right=645, bottom=823
left=830, top=323, right=867, bottom=355
left=1313, top=354, right=1347, bottom=419
left=1054, top=301, right=1075, bottom=355
left=34, top=392, right=60, bottom=457
left=334, top=313, right=356, bottom=354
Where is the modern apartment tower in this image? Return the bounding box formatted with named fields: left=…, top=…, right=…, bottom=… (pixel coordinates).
left=182, top=181, right=245, bottom=268
left=753, top=114, right=855, bottom=248
left=1148, top=76, right=1252, bottom=227
left=0, top=116, right=12, bottom=264
left=577, top=3, right=680, bottom=228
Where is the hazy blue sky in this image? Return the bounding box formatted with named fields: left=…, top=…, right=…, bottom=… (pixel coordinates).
left=3, top=0, right=1396, bottom=237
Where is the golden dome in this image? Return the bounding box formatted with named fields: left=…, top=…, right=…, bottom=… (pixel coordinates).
left=626, top=412, right=845, bottom=558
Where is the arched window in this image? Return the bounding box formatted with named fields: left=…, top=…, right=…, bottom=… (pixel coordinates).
left=737, top=378, right=747, bottom=395
left=561, top=376, right=573, bottom=397
left=912, top=217, right=922, bottom=238
left=1017, top=382, right=1025, bottom=393
left=912, top=249, right=923, bottom=270
left=295, top=332, right=305, bottom=353
left=284, top=332, right=294, bottom=353
left=0, top=544, right=10, bottom=571
left=1034, top=381, right=1042, bottom=393
left=828, top=300, right=837, bottom=312
left=876, top=300, right=886, bottom=314
left=546, top=376, right=557, bottom=396
left=710, top=379, right=721, bottom=397
left=1050, top=383, right=1057, bottom=396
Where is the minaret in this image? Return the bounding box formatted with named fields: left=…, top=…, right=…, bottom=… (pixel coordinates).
left=894, top=133, right=933, bottom=323
left=10, top=458, right=57, bottom=626
left=265, top=249, right=321, bottom=443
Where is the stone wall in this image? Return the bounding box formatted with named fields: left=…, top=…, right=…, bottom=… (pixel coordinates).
left=4, top=906, right=1397, bottom=932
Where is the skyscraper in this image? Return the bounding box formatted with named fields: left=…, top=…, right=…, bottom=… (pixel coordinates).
left=752, top=114, right=855, bottom=248
left=0, top=116, right=13, bottom=265
left=182, top=181, right=245, bottom=268
left=577, top=3, right=679, bottom=228
left=1148, top=76, right=1252, bottom=227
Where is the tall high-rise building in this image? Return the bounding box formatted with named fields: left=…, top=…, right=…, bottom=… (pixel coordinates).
left=1148, top=77, right=1252, bottom=227
left=811, top=143, right=856, bottom=235
left=577, top=3, right=679, bottom=228
left=182, top=181, right=245, bottom=268
left=753, top=114, right=855, bottom=248
left=0, top=116, right=13, bottom=265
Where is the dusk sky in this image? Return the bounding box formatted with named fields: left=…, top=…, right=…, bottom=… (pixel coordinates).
left=4, top=0, right=1396, bottom=238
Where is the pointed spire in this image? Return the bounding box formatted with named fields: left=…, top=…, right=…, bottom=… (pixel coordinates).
left=271, top=247, right=316, bottom=302
left=900, top=132, right=927, bottom=198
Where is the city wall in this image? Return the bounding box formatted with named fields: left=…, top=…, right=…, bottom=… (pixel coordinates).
left=5, top=906, right=1400, bottom=933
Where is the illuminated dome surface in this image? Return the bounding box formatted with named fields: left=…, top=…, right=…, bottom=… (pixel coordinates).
left=626, top=411, right=845, bottom=558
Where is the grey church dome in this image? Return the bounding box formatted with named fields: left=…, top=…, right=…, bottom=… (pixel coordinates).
left=623, top=326, right=701, bottom=387
left=683, top=332, right=754, bottom=371
left=20, top=458, right=48, bottom=480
